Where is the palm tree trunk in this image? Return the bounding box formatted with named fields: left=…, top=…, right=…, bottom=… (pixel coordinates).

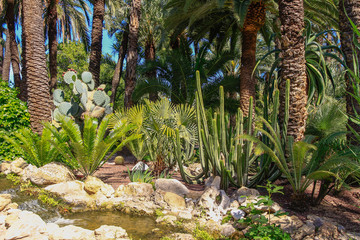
left=110, top=29, right=129, bottom=106
left=239, top=1, right=265, bottom=117
left=0, top=30, right=3, bottom=77
left=145, top=39, right=158, bottom=101
left=124, top=0, right=141, bottom=108
left=89, top=0, right=105, bottom=87
left=279, top=0, right=308, bottom=142
left=48, top=0, right=58, bottom=91
left=339, top=0, right=360, bottom=139
left=6, top=0, right=22, bottom=98
left=2, top=29, right=10, bottom=82
left=22, top=0, right=52, bottom=134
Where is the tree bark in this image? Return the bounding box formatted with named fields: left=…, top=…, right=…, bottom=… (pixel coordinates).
left=89, top=0, right=105, bottom=87
left=339, top=0, right=360, bottom=140
left=110, top=29, right=128, bottom=106
left=0, top=30, right=3, bottom=78
left=145, top=39, right=157, bottom=101
left=279, top=0, right=308, bottom=142
left=23, top=0, right=52, bottom=134
left=6, top=0, right=22, bottom=100
left=124, top=0, right=141, bottom=108
left=48, top=0, right=58, bottom=91
left=2, top=29, right=10, bottom=82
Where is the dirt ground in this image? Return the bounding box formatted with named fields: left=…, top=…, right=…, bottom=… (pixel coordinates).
left=94, top=155, right=360, bottom=233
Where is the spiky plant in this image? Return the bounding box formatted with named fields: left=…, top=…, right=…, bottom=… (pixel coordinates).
left=46, top=115, right=139, bottom=177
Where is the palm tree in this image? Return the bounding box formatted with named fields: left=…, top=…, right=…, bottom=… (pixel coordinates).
left=22, top=0, right=52, bottom=134
left=278, top=0, right=308, bottom=141
left=89, top=0, right=105, bottom=87
left=124, top=0, right=141, bottom=108
left=339, top=0, right=360, bottom=137
left=2, top=28, right=10, bottom=82
left=5, top=0, right=21, bottom=95
left=47, top=0, right=58, bottom=91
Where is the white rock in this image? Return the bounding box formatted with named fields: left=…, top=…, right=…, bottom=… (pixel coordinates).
left=58, top=225, right=96, bottom=240
left=231, top=209, right=246, bottom=220
left=131, top=162, right=149, bottom=171
left=115, top=182, right=154, bottom=198
left=221, top=224, right=236, bottom=237
left=94, top=225, right=129, bottom=240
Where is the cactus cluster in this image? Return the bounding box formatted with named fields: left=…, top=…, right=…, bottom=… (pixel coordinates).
left=52, top=70, right=112, bottom=123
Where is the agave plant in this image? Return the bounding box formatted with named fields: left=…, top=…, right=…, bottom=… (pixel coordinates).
left=45, top=115, right=139, bottom=178
left=4, top=128, right=60, bottom=167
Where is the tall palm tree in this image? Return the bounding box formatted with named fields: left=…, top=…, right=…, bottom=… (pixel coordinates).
left=278, top=0, right=308, bottom=141
left=89, top=0, right=105, bottom=86
left=2, top=28, right=10, bottom=82
left=339, top=0, right=360, bottom=137
left=22, top=0, right=52, bottom=134
left=124, top=0, right=141, bottom=108
left=47, top=0, right=58, bottom=91
left=5, top=0, right=21, bottom=95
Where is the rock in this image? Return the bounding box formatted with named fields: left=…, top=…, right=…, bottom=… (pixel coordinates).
left=155, top=179, right=189, bottom=197
left=307, top=214, right=324, bottom=228
left=5, top=211, right=47, bottom=240
left=232, top=187, right=260, bottom=200
left=187, top=163, right=202, bottom=176
left=115, top=182, right=154, bottom=198
left=178, top=210, right=192, bottom=220
left=347, top=232, right=360, bottom=240
left=205, top=176, right=221, bottom=190
left=293, top=221, right=315, bottom=240
left=10, top=158, right=28, bottom=169
left=0, top=194, right=11, bottom=211
left=198, top=186, right=220, bottom=210
left=316, top=221, right=340, bottom=240
left=218, top=190, right=231, bottom=213
left=94, top=225, right=129, bottom=240
left=169, top=233, right=195, bottom=240
left=121, top=199, right=157, bottom=215
left=231, top=209, right=245, bottom=220
left=23, top=163, right=75, bottom=186
left=131, top=162, right=149, bottom=171
left=156, top=215, right=177, bottom=226
left=271, top=215, right=304, bottom=234
left=58, top=225, right=96, bottom=240
left=84, top=176, right=114, bottom=197
left=221, top=224, right=236, bottom=237
left=164, top=192, right=186, bottom=210
left=45, top=181, right=95, bottom=209
left=0, top=162, right=10, bottom=173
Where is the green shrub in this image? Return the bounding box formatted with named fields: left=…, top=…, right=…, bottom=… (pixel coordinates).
left=0, top=81, right=30, bottom=161
left=127, top=168, right=154, bottom=183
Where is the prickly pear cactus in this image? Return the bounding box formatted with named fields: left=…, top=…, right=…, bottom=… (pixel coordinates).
left=51, top=70, right=113, bottom=124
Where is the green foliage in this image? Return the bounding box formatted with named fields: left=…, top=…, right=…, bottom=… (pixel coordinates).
left=193, top=71, right=257, bottom=189
left=127, top=168, right=154, bottom=183
left=4, top=127, right=60, bottom=167
left=193, top=226, right=215, bottom=240
left=243, top=224, right=291, bottom=240
left=110, top=98, right=197, bottom=174
left=46, top=115, right=139, bottom=178
left=0, top=81, right=30, bottom=161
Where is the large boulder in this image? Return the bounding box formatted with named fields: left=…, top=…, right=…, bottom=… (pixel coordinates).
left=84, top=176, right=114, bottom=197
left=4, top=210, right=47, bottom=240
left=22, top=163, right=75, bottom=186
left=45, top=181, right=95, bottom=209
left=94, top=225, right=129, bottom=240
left=10, top=158, right=28, bottom=169
left=115, top=182, right=154, bottom=199
left=56, top=225, right=96, bottom=240
left=155, top=179, right=189, bottom=197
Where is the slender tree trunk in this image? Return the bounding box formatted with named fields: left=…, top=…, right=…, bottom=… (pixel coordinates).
left=48, top=0, right=58, bottom=91
left=239, top=1, right=265, bottom=117
left=279, top=0, right=308, bottom=142
left=2, top=29, right=10, bottom=82
left=21, top=2, right=27, bottom=101
left=23, top=0, right=52, bottom=134
left=110, top=29, right=129, bottom=106
left=124, top=0, right=141, bottom=108
left=6, top=0, right=22, bottom=99
left=339, top=0, right=360, bottom=140
left=145, top=39, right=158, bottom=101
left=0, top=30, right=3, bottom=78
left=89, top=0, right=105, bottom=87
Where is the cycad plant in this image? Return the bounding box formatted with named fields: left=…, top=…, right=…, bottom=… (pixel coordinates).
left=46, top=115, right=139, bottom=178
left=4, top=128, right=60, bottom=167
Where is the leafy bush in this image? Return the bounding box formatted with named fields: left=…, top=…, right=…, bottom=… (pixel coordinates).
left=3, top=127, right=60, bottom=167
left=46, top=115, right=139, bottom=178
left=0, top=81, right=30, bottom=161
left=127, top=168, right=154, bottom=183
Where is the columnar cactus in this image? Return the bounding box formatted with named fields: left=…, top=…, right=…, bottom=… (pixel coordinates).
left=52, top=70, right=113, bottom=124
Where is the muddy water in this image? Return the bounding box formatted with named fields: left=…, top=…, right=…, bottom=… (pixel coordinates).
left=0, top=178, right=176, bottom=239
